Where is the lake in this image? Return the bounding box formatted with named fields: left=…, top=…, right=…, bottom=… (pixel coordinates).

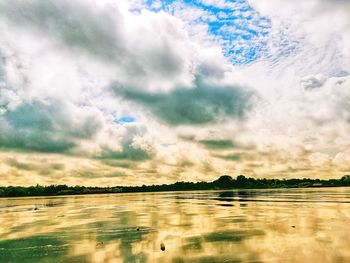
left=1, top=187, right=350, bottom=263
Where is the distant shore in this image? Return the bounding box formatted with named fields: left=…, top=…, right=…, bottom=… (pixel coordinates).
left=1, top=175, right=350, bottom=198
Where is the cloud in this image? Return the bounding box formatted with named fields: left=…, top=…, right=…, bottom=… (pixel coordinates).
left=213, top=153, right=241, bottom=161
left=114, top=80, right=253, bottom=125
left=5, top=158, right=35, bottom=171
left=0, top=100, right=102, bottom=153
left=99, top=143, right=151, bottom=162
left=300, top=75, right=326, bottom=90
left=199, top=140, right=235, bottom=150
left=97, top=124, right=154, bottom=162
left=248, top=0, right=350, bottom=72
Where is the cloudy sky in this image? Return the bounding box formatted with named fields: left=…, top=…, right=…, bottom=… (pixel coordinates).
left=0, top=0, right=350, bottom=186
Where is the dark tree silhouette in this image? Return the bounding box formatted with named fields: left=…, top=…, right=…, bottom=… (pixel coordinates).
left=1, top=175, right=350, bottom=197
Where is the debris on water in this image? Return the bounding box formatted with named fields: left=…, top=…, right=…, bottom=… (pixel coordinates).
left=34, top=207, right=38, bottom=211
left=160, top=242, right=165, bottom=251
left=291, top=225, right=296, bottom=228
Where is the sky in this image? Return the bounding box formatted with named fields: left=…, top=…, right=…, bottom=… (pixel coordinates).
left=0, top=0, right=350, bottom=186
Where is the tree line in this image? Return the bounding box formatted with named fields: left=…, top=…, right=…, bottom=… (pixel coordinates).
left=1, top=175, right=350, bottom=198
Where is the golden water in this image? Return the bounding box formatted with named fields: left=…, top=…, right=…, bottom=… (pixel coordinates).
left=1, top=187, right=350, bottom=263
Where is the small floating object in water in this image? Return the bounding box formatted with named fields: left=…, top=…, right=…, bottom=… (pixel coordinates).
left=160, top=242, right=165, bottom=251
left=34, top=207, right=38, bottom=211
left=291, top=225, right=296, bottom=228
left=137, top=227, right=140, bottom=231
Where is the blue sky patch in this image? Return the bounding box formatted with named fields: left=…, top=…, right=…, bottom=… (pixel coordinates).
left=143, top=0, right=272, bottom=65
left=113, top=116, right=136, bottom=124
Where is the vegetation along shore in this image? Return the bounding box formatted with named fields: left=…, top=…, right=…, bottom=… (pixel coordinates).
left=1, top=175, right=350, bottom=198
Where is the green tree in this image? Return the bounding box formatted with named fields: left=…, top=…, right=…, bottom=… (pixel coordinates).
left=236, top=175, right=247, bottom=187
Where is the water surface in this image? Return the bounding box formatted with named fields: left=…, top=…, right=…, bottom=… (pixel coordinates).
left=1, top=187, right=350, bottom=263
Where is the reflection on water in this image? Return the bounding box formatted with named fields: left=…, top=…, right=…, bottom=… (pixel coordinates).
left=1, top=188, right=350, bottom=262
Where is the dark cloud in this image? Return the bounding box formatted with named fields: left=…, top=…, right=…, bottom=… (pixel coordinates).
left=73, top=169, right=127, bottom=179
left=73, top=170, right=95, bottom=179
left=0, top=100, right=102, bottom=153
left=114, top=81, right=252, bottom=125
left=100, top=147, right=150, bottom=161
left=212, top=153, right=241, bottom=160
left=199, top=140, right=236, bottom=150
left=50, top=163, right=65, bottom=170
left=104, top=171, right=128, bottom=178
left=4, top=158, right=65, bottom=174
left=100, top=160, right=136, bottom=169
left=300, top=76, right=325, bottom=90
left=5, top=158, right=34, bottom=171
